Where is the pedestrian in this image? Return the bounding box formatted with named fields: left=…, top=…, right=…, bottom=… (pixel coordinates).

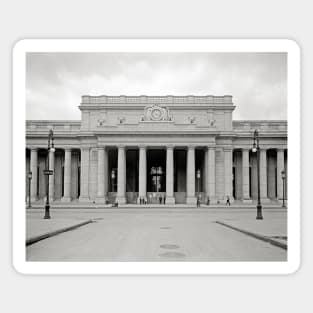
left=226, top=195, right=231, bottom=206
left=207, top=197, right=210, bottom=206
left=197, top=197, right=200, bottom=207
left=159, top=195, right=162, bottom=204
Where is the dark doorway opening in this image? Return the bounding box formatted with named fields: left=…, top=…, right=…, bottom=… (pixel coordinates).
left=147, top=149, right=166, bottom=192
left=232, top=166, right=236, bottom=199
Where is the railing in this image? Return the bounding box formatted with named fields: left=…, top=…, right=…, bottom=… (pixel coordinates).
left=233, top=121, right=287, bottom=131
left=26, top=121, right=81, bottom=131
left=81, top=95, right=233, bottom=105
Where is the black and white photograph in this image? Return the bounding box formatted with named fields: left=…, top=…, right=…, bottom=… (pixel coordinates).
left=13, top=39, right=300, bottom=274
left=3, top=0, right=313, bottom=311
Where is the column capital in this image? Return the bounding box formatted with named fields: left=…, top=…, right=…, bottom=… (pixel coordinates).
left=80, top=146, right=91, bottom=151
left=30, top=147, right=38, bottom=152
left=166, top=145, right=174, bottom=150
left=96, top=146, right=106, bottom=151
left=223, top=147, right=233, bottom=152
left=117, top=144, right=125, bottom=149
left=277, top=148, right=285, bottom=153
left=138, top=145, right=146, bottom=150
left=207, top=145, right=216, bottom=150
left=64, top=147, right=72, bottom=152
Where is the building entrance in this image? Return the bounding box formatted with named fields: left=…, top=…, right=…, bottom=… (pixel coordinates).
left=147, top=149, right=166, bottom=204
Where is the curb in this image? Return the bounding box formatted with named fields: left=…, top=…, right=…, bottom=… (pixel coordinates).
left=215, top=221, right=287, bottom=250
left=27, top=205, right=287, bottom=209
left=26, top=220, right=93, bottom=246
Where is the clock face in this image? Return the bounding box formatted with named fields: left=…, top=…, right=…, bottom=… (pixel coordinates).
left=151, top=108, right=163, bottom=120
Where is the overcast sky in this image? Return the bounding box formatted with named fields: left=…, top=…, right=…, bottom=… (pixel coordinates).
left=26, top=52, right=287, bottom=120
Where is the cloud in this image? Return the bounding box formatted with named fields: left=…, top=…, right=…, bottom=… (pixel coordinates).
left=26, top=52, right=287, bottom=120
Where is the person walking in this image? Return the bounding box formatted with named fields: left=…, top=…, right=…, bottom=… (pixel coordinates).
left=226, top=195, right=231, bottom=206
left=197, top=196, right=200, bottom=207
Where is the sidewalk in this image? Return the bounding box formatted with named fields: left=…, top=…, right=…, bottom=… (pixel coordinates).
left=216, top=211, right=287, bottom=249
left=26, top=216, right=93, bottom=246
left=28, top=203, right=284, bottom=209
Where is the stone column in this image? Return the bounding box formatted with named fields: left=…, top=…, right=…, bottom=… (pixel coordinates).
left=30, top=148, right=38, bottom=202
left=138, top=146, right=147, bottom=200
left=96, top=147, right=107, bottom=203
left=62, top=148, right=72, bottom=202
left=117, top=145, right=126, bottom=204
left=206, top=147, right=216, bottom=203
left=79, top=147, right=90, bottom=202
left=204, top=149, right=208, bottom=196
left=166, top=146, right=175, bottom=204
left=242, top=149, right=251, bottom=202
left=224, top=148, right=233, bottom=201
left=277, top=149, right=285, bottom=200
left=48, top=148, right=55, bottom=201
left=260, top=149, right=268, bottom=201
left=186, top=146, right=196, bottom=205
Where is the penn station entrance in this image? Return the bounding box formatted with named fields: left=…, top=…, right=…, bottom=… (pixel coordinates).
left=106, top=146, right=205, bottom=205
left=26, top=95, right=287, bottom=207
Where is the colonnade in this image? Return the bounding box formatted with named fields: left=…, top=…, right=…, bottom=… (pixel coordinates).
left=26, top=146, right=287, bottom=204
left=240, top=148, right=286, bottom=201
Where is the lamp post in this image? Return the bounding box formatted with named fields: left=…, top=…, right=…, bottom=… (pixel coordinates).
left=196, top=169, right=201, bottom=201
left=252, top=129, right=263, bottom=220
left=27, top=171, right=32, bottom=208
left=281, top=169, right=286, bottom=208
left=43, top=129, right=55, bottom=219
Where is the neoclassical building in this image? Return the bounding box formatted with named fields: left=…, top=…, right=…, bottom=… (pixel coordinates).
left=25, top=95, right=287, bottom=205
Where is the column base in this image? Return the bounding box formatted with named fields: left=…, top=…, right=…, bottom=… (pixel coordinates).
left=260, top=197, right=271, bottom=203
left=165, top=197, right=175, bottom=205
left=96, top=196, right=107, bottom=204
left=61, top=197, right=71, bottom=202
left=186, top=197, right=197, bottom=205
left=79, top=196, right=90, bottom=203
left=30, top=196, right=38, bottom=202
left=242, top=199, right=253, bottom=204
left=116, top=197, right=126, bottom=205
left=205, top=196, right=217, bottom=205
left=277, top=199, right=288, bottom=205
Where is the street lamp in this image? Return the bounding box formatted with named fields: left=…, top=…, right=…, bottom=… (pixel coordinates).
left=43, top=129, right=55, bottom=219
left=252, top=129, right=263, bottom=220
left=196, top=169, right=201, bottom=200
left=281, top=169, right=286, bottom=208
left=27, top=171, right=32, bottom=208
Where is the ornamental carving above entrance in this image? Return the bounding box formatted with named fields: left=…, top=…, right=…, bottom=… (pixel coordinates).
left=141, top=104, right=173, bottom=122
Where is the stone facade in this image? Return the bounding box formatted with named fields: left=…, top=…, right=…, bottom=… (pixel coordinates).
left=25, top=95, right=287, bottom=205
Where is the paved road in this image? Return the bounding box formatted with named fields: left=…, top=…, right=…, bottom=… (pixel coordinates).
left=26, top=209, right=287, bottom=261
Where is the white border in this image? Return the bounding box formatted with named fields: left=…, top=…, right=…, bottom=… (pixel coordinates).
left=13, top=39, right=300, bottom=275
